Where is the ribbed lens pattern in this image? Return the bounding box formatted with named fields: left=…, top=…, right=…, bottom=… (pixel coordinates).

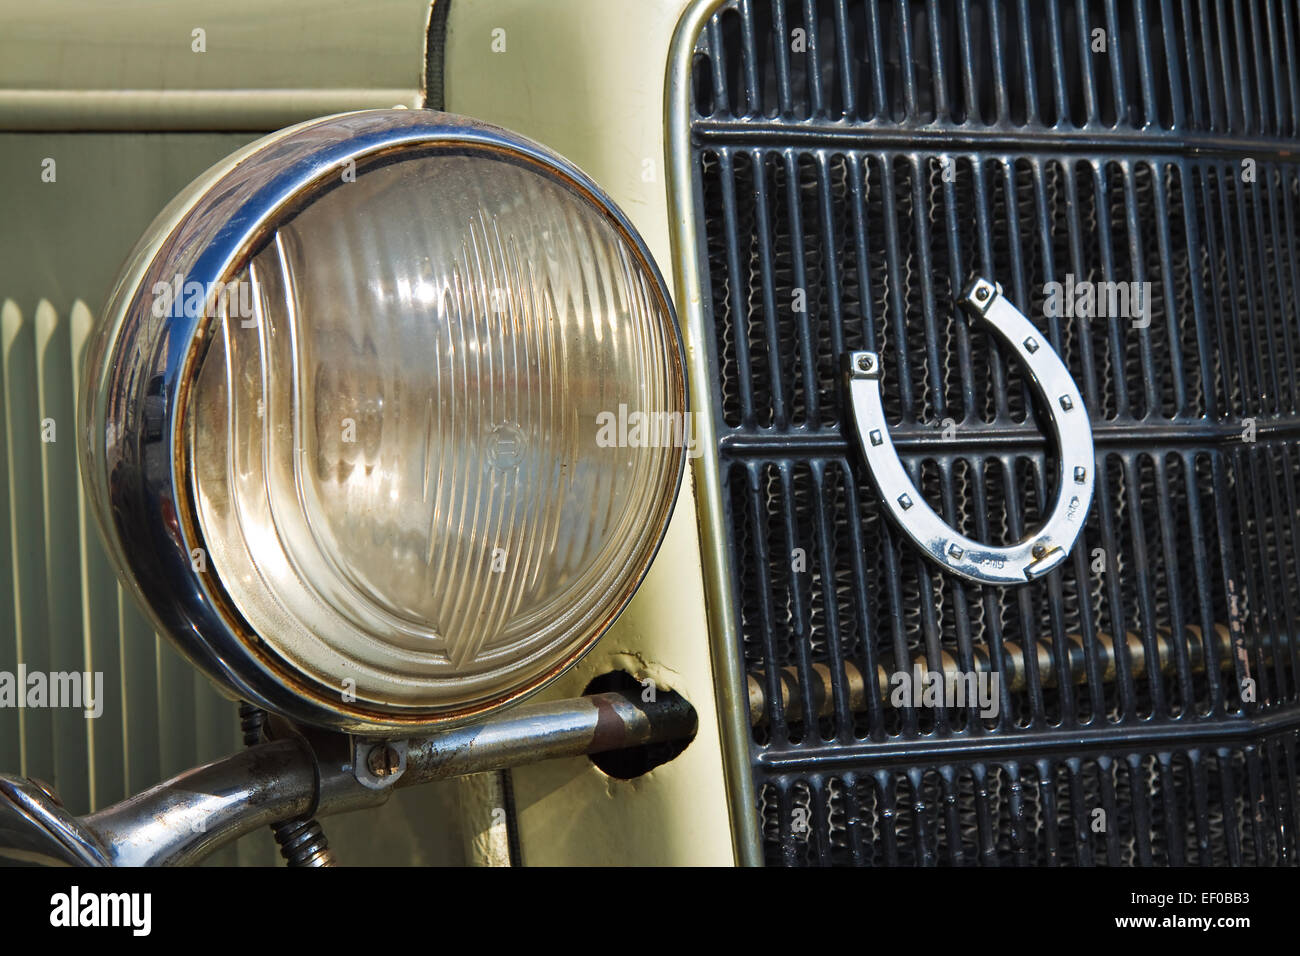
left=190, top=148, right=683, bottom=715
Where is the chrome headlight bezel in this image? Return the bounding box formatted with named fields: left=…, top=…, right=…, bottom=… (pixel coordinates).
left=80, top=110, right=687, bottom=735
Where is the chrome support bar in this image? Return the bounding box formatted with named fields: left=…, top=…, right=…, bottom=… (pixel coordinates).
left=400, top=686, right=695, bottom=783
left=82, top=738, right=319, bottom=867
left=68, top=690, right=696, bottom=867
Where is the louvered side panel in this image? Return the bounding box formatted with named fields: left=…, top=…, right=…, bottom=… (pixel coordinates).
left=2, top=298, right=243, bottom=830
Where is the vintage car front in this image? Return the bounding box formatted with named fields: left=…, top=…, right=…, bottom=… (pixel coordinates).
left=0, top=0, right=1297, bottom=874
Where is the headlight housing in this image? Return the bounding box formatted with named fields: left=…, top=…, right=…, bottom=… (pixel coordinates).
left=80, top=111, right=687, bottom=734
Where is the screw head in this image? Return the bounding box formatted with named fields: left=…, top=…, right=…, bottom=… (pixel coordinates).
left=367, top=744, right=401, bottom=778
left=1031, top=542, right=1047, bottom=559
left=975, top=285, right=990, bottom=301
left=857, top=354, right=874, bottom=372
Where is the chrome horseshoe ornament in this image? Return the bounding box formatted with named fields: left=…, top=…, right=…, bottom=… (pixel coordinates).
left=846, top=277, right=1095, bottom=586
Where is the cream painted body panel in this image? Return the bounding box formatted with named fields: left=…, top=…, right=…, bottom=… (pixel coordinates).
left=445, top=0, right=738, bottom=866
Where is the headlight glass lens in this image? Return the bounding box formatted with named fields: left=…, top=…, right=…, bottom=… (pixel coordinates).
left=188, top=145, right=684, bottom=716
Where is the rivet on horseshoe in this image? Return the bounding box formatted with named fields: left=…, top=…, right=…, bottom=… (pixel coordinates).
left=845, top=277, right=1095, bottom=586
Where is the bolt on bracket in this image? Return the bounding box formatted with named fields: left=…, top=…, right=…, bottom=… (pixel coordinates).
left=351, top=739, right=409, bottom=790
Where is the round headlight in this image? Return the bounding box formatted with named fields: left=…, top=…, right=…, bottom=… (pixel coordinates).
left=80, top=111, right=687, bottom=734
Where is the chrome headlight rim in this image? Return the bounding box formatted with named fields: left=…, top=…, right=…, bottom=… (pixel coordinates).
left=81, top=110, right=688, bottom=735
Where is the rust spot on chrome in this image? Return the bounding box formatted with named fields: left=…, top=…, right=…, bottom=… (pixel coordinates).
left=589, top=695, right=626, bottom=755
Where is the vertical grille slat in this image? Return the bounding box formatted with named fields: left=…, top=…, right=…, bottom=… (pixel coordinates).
left=4, top=301, right=54, bottom=788
left=688, top=0, right=1300, bottom=865
left=36, top=301, right=90, bottom=815
left=69, top=303, right=126, bottom=811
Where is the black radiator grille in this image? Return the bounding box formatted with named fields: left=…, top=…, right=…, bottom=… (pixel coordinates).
left=687, top=0, right=1300, bottom=865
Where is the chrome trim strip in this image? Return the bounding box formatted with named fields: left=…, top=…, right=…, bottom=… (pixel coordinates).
left=0, top=89, right=421, bottom=131
left=665, top=0, right=764, bottom=866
